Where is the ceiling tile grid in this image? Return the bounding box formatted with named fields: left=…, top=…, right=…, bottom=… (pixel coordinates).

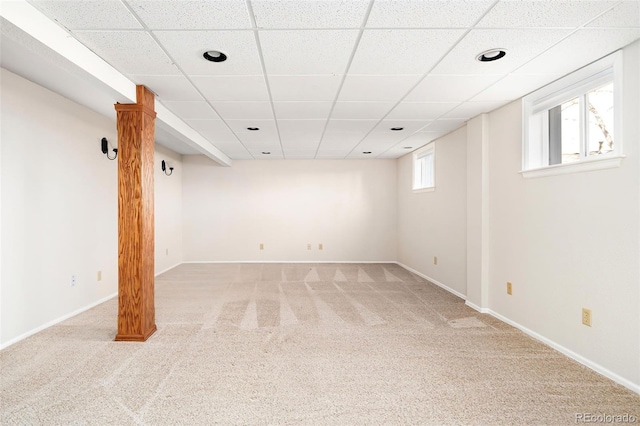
left=23, top=0, right=640, bottom=160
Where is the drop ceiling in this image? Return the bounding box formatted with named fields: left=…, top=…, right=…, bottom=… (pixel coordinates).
left=2, top=0, right=639, bottom=163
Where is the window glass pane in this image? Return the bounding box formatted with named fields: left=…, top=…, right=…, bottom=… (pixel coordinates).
left=587, top=82, right=614, bottom=158
left=560, top=97, right=580, bottom=164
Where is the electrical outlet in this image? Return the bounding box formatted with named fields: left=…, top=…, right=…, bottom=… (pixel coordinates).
left=582, top=308, right=592, bottom=327
left=97, top=271, right=102, bottom=281
left=71, top=275, right=76, bottom=287
left=319, top=243, right=323, bottom=250
left=307, top=244, right=312, bottom=250
left=259, top=243, right=264, bottom=250
left=433, top=256, right=438, bottom=265
left=507, top=282, right=512, bottom=295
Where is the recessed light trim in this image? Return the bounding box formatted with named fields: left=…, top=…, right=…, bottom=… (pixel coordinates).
left=247, top=127, right=260, bottom=131
left=476, top=49, right=506, bottom=62
left=203, top=50, right=228, bottom=62
left=390, top=127, right=404, bottom=131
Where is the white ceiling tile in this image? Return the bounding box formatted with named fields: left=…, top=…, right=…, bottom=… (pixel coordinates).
left=431, top=29, right=572, bottom=75
left=188, top=121, right=238, bottom=140
left=422, top=119, right=466, bottom=133
left=268, top=75, right=342, bottom=101
left=476, top=1, right=619, bottom=28
left=587, top=2, right=640, bottom=28
left=331, top=102, right=395, bottom=119
left=131, top=75, right=203, bottom=101
left=338, top=75, right=423, bottom=101
left=280, top=133, right=322, bottom=149
left=205, top=140, right=252, bottom=158
left=191, top=76, right=269, bottom=101
left=213, top=101, right=273, bottom=119
left=274, top=102, right=333, bottom=119
left=252, top=150, right=285, bottom=159
left=371, top=120, right=430, bottom=134
left=367, top=0, right=495, bottom=28
left=236, top=130, right=280, bottom=145
left=515, top=29, right=640, bottom=76
left=164, top=101, right=219, bottom=119
left=320, top=132, right=366, bottom=147
left=224, top=119, right=278, bottom=134
left=441, top=101, right=509, bottom=119
left=404, top=75, right=503, bottom=102
left=399, top=131, right=442, bottom=147
left=325, top=120, right=379, bottom=133
left=128, top=0, right=251, bottom=29
left=471, top=74, right=563, bottom=102
left=386, top=102, right=459, bottom=120
left=73, top=31, right=179, bottom=75
left=154, top=30, right=262, bottom=75
left=358, top=132, right=409, bottom=146
left=251, top=0, right=369, bottom=29
left=260, top=30, right=359, bottom=75
left=278, top=119, right=326, bottom=134
left=350, top=29, right=464, bottom=74
left=29, top=0, right=142, bottom=29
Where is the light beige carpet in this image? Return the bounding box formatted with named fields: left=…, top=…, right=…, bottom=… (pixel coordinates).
left=1, top=263, right=638, bottom=425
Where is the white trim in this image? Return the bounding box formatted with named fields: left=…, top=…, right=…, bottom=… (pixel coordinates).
left=522, top=50, right=623, bottom=172
left=395, top=262, right=467, bottom=300
left=484, top=309, right=640, bottom=395
left=464, top=300, right=489, bottom=314
left=181, top=260, right=398, bottom=264
left=520, top=155, right=624, bottom=178
left=154, top=262, right=182, bottom=276
left=0, top=292, right=118, bottom=351
left=412, top=187, right=435, bottom=194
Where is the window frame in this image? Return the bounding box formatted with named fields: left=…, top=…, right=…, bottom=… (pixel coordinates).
left=521, top=51, right=624, bottom=179
left=412, top=142, right=435, bottom=193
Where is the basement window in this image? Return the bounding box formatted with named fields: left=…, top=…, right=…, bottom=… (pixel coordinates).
left=521, top=51, right=624, bottom=178
left=413, top=142, right=435, bottom=192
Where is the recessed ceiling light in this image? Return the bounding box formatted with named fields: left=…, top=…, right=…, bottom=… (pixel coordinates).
left=247, top=127, right=260, bottom=131
left=390, top=127, right=404, bottom=131
left=203, top=50, right=227, bottom=62
left=476, top=49, right=506, bottom=62
left=363, top=151, right=372, bottom=154
left=261, top=151, right=271, bottom=155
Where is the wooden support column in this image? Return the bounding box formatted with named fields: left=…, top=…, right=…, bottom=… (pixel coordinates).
left=114, top=85, right=157, bottom=342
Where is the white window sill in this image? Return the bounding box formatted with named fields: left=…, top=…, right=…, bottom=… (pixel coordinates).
left=520, top=155, right=625, bottom=179
left=413, top=186, right=435, bottom=194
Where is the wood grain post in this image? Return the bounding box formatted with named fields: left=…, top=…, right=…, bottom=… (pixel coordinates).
left=114, top=85, right=157, bottom=342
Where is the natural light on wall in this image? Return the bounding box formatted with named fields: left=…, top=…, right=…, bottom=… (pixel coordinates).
left=413, top=142, right=435, bottom=192
left=521, top=51, right=623, bottom=178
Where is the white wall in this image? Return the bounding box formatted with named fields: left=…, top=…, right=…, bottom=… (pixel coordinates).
left=1, top=68, right=119, bottom=346
left=155, top=144, right=183, bottom=274
left=396, top=127, right=468, bottom=296
left=486, top=41, right=640, bottom=388
left=182, top=157, right=397, bottom=262
left=0, top=68, right=184, bottom=347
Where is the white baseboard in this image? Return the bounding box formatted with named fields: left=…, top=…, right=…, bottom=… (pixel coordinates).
left=155, top=262, right=182, bottom=276
left=181, top=260, right=397, bottom=264
left=0, top=292, right=117, bottom=351
left=485, top=309, right=640, bottom=395
left=464, top=300, right=489, bottom=313
left=395, top=262, right=467, bottom=301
